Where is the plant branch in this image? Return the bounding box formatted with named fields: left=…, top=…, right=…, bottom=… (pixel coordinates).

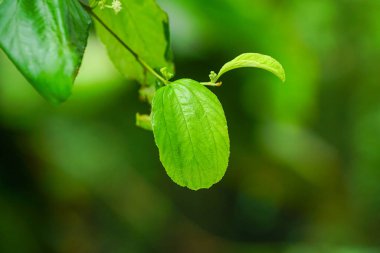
left=78, top=1, right=169, bottom=85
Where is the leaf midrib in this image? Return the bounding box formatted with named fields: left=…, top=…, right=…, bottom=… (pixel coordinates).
left=186, top=86, right=219, bottom=175
left=171, top=85, right=202, bottom=187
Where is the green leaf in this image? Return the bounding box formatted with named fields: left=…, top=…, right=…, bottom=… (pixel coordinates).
left=212, top=53, right=286, bottom=83
left=152, top=79, right=230, bottom=190
left=136, top=113, right=153, bottom=131
left=93, top=0, right=174, bottom=86
left=0, top=0, right=91, bottom=104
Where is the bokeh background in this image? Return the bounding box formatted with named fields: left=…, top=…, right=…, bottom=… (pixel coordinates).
left=1, top=0, right=380, bottom=252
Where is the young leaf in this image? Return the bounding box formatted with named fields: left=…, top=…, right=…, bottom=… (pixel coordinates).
left=152, top=79, right=230, bottom=190
left=136, top=113, right=153, bottom=131
left=93, top=0, right=174, bottom=86
left=212, top=53, right=286, bottom=83
left=0, top=0, right=91, bottom=104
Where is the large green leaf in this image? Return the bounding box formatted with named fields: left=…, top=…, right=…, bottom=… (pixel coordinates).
left=152, top=79, right=230, bottom=190
left=92, top=0, right=174, bottom=86
left=0, top=0, right=91, bottom=104
left=212, top=53, right=286, bottom=83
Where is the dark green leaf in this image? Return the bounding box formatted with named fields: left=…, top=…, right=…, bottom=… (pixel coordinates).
left=93, top=0, right=174, bottom=86
left=152, top=79, right=230, bottom=190
left=0, top=0, right=91, bottom=103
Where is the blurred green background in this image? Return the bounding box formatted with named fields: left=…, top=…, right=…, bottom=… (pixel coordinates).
left=1, top=0, right=380, bottom=252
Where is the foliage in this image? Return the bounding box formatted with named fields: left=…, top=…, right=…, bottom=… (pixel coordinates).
left=209, top=53, right=286, bottom=84
left=1, top=0, right=380, bottom=251
left=91, top=0, right=174, bottom=86
left=152, top=79, right=230, bottom=190
left=0, top=0, right=91, bottom=103
left=0, top=0, right=284, bottom=189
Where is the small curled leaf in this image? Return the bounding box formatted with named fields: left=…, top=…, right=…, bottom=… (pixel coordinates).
left=209, top=71, right=218, bottom=82
left=136, top=113, right=153, bottom=131
left=160, top=67, right=174, bottom=81
left=212, top=53, right=286, bottom=83
left=139, top=86, right=155, bottom=104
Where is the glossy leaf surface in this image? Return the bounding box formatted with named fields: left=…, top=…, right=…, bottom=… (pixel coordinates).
left=0, top=0, right=91, bottom=103
left=214, top=53, right=286, bottom=83
left=93, top=0, right=174, bottom=86
left=152, top=79, right=230, bottom=190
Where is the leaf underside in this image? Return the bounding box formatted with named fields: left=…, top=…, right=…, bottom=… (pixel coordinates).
left=93, top=0, right=174, bottom=86
left=0, top=0, right=91, bottom=104
left=216, top=53, right=286, bottom=83
left=152, top=79, right=230, bottom=190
